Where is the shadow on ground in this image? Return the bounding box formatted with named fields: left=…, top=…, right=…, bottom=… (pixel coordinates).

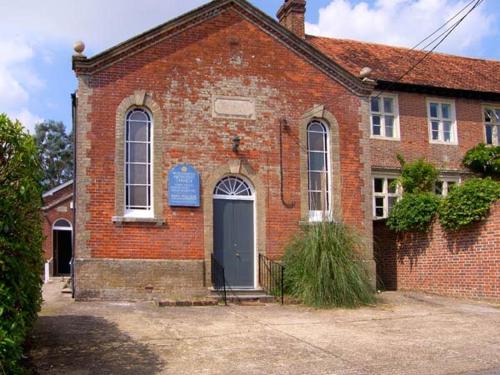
left=30, top=315, right=163, bottom=374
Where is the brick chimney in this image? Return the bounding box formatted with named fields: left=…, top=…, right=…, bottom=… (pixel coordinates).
left=277, top=0, right=306, bottom=39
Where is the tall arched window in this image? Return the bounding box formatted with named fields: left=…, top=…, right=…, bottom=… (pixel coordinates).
left=125, top=108, right=152, bottom=216
left=307, top=120, right=331, bottom=221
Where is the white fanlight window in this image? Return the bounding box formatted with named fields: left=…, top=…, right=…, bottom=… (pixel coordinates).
left=213, top=176, right=254, bottom=200
left=53, top=219, right=72, bottom=231
left=307, top=120, right=331, bottom=222
left=125, top=108, right=153, bottom=217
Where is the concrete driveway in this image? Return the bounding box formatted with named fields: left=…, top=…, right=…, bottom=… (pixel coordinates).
left=30, top=279, right=500, bottom=375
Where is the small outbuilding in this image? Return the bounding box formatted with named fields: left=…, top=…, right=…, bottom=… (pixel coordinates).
left=42, top=180, right=74, bottom=277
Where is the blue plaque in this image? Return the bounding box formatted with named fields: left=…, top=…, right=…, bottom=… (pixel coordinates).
left=168, top=163, right=200, bottom=207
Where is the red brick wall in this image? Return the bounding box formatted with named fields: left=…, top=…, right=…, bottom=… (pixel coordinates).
left=370, top=92, right=489, bottom=170
left=374, top=202, right=500, bottom=300
left=80, top=9, right=367, bottom=261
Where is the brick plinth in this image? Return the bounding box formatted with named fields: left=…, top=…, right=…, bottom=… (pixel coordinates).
left=74, top=259, right=207, bottom=301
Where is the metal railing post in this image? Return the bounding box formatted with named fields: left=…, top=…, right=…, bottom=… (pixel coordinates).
left=281, top=265, right=284, bottom=305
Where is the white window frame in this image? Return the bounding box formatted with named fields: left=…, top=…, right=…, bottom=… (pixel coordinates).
left=124, top=108, right=154, bottom=219
left=427, top=98, right=458, bottom=145
left=434, top=176, right=461, bottom=197
left=373, top=176, right=401, bottom=219
left=370, top=94, right=400, bottom=140
left=307, top=120, right=332, bottom=222
left=483, top=106, right=500, bottom=146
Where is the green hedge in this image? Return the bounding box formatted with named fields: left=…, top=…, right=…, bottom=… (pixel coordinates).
left=283, top=222, right=374, bottom=308
left=0, top=114, right=44, bottom=374
left=387, top=193, right=441, bottom=232
left=438, top=178, right=500, bottom=230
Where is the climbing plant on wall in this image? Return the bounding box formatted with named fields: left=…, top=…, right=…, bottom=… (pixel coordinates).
left=387, top=156, right=440, bottom=232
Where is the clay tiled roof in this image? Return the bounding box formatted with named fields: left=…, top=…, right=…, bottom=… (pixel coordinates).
left=307, top=35, right=500, bottom=94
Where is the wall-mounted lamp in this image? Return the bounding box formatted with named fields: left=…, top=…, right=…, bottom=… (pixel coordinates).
left=280, top=117, right=290, bottom=132
left=232, top=136, right=241, bottom=153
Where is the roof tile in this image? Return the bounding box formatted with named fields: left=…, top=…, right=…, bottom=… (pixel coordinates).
left=307, top=35, right=500, bottom=94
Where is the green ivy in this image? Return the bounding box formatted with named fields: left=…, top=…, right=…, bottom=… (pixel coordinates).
left=395, top=155, right=438, bottom=193
left=0, top=114, right=44, bottom=374
left=387, top=193, right=441, bottom=232
left=462, top=143, right=500, bottom=178
left=438, top=178, right=500, bottom=230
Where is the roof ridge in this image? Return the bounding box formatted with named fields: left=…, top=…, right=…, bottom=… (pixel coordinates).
left=306, top=34, right=500, bottom=64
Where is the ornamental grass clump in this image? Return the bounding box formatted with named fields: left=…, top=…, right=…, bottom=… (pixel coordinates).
left=283, top=222, right=375, bottom=308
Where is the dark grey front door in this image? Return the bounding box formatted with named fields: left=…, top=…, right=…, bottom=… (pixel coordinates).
left=214, top=199, right=254, bottom=288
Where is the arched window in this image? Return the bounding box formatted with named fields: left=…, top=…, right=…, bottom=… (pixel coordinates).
left=213, top=176, right=254, bottom=199
left=125, top=108, right=152, bottom=216
left=53, top=219, right=72, bottom=231
left=307, top=120, right=331, bottom=221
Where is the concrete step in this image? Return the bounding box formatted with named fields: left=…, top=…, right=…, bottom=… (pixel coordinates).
left=210, top=288, right=276, bottom=304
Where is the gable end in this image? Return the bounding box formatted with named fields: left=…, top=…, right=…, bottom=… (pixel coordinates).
left=72, top=0, right=372, bottom=96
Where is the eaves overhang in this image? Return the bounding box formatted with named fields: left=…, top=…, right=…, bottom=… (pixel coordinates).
left=375, top=80, right=500, bottom=102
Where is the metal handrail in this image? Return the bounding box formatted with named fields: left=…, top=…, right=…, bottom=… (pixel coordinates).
left=259, top=253, right=285, bottom=304
left=211, top=254, right=227, bottom=305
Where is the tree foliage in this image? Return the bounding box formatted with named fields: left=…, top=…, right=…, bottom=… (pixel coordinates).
left=387, top=193, right=441, bottom=232
left=283, top=222, right=375, bottom=308
left=34, top=121, right=73, bottom=190
left=0, top=114, right=44, bottom=374
left=462, top=143, right=500, bottom=178
left=438, top=178, right=500, bottom=230
left=395, top=155, right=438, bottom=193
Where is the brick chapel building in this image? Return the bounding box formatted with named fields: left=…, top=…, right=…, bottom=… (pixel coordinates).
left=71, top=0, right=500, bottom=300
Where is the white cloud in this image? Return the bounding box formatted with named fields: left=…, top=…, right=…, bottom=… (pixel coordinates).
left=306, top=0, right=495, bottom=56
left=9, top=109, right=44, bottom=134
left=0, top=39, right=43, bottom=130
left=0, top=0, right=208, bottom=53
left=0, top=0, right=207, bottom=131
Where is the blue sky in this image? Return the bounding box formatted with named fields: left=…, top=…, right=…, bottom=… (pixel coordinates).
left=0, top=0, right=498, bottom=133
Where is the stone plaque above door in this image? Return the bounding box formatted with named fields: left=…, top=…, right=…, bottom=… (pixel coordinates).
left=212, top=95, right=256, bottom=120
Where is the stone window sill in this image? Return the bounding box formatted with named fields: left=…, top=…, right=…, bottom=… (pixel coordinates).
left=112, top=216, right=165, bottom=226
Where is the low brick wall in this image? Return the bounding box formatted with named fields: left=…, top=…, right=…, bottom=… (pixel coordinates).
left=74, top=259, right=207, bottom=301
left=374, top=202, right=500, bottom=300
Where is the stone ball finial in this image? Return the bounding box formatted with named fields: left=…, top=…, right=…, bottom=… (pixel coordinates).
left=73, top=41, right=85, bottom=56
left=359, top=67, right=373, bottom=79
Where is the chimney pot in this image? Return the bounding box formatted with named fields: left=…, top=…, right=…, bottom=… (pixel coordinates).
left=277, top=0, right=306, bottom=39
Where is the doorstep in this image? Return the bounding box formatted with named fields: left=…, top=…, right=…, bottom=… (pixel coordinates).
left=210, top=287, right=276, bottom=304
left=157, top=298, right=219, bottom=307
